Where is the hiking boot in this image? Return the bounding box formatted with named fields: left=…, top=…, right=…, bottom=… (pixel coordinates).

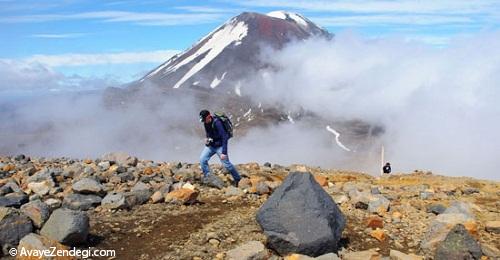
left=231, top=179, right=240, bottom=187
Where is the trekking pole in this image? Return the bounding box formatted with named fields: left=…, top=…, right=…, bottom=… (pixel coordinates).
left=380, top=145, right=384, bottom=177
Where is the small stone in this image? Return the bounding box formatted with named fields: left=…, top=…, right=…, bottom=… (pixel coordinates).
left=420, top=191, right=434, bottom=200
left=426, top=204, right=447, bottom=215
left=371, top=187, right=381, bottom=195
left=485, top=220, right=500, bottom=234
left=72, top=178, right=105, bottom=196
left=63, top=194, right=102, bottom=211
left=202, top=175, right=225, bottom=189
left=225, top=186, right=244, bottom=197
left=150, top=191, right=164, bottom=204
left=238, top=178, right=252, bottom=189
left=28, top=181, right=53, bottom=196
left=14, top=154, right=26, bottom=161
left=255, top=182, right=270, bottom=195
left=343, top=249, right=381, bottom=260
left=481, top=243, right=500, bottom=258
left=226, top=241, right=267, bottom=260
left=21, top=200, right=50, bottom=228
left=131, top=181, right=151, bottom=192
left=365, top=216, right=384, bottom=229
left=143, top=167, right=154, bottom=175
left=101, top=192, right=127, bottom=209
left=83, top=159, right=93, bottom=164
left=0, top=193, right=29, bottom=208
left=314, top=175, right=328, bottom=187
left=181, top=182, right=195, bottom=191
left=333, top=194, right=349, bottom=204
left=44, top=198, right=62, bottom=210
left=101, top=152, right=138, bottom=166
left=462, top=187, right=480, bottom=195
left=98, top=161, right=111, bottom=171
left=390, top=249, right=423, bottom=260
left=165, top=188, right=199, bottom=205
left=368, top=195, right=390, bottom=215
left=392, top=211, right=402, bottom=220
left=355, top=201, right=369, bottom=210
left=2, top=164, right=15, bottom=172
left=209, top=238, right=220, bottom=247
left=370, top=229, right=386, bottom=241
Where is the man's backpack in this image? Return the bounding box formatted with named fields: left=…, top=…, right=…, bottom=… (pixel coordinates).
left=213, top=112, right=233, bottom=138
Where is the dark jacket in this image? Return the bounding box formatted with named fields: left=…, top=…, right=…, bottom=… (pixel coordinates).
left=383, top=165, right=391, bottom=174
left=204, top=117, right=229, bottom=154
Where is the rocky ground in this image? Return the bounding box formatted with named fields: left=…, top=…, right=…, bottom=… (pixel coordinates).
left=0, top=153, right=499, bottom=259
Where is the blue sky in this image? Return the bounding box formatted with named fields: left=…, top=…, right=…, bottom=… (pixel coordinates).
left=1, top=0, right=499, bottom=87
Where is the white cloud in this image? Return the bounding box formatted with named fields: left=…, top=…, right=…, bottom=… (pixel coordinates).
left=0, top=59, right=120, bottom=92
left=0, top=11, right=226, bottom=26
left=23, top=50, right=179, bottom=67
left=0, top=60, right=61, bottom=91
left=311, top=14, right=473, bottom=27
left=245, top=31, right=500, bottom=179
left=175, top=6, right=239, bottom=14
left=30, top=33, right=87, bottom=39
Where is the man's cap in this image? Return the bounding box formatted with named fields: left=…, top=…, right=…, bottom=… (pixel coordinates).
left=199, top=110, right=210, bottom=122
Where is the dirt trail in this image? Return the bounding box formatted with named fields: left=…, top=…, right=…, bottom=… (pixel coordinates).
left=89, top=196, right=254, bottom=259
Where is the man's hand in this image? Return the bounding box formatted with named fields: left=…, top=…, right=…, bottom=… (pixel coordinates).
left=220, top=154, right=227, bottom=160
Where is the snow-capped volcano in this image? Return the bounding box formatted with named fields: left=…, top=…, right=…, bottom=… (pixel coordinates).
left=139, top=11, right=331, bottom=92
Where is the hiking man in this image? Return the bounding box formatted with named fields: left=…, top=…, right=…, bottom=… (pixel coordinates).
left=199, top=110, right=241, bottom=186
left=383, top=162, right=391, bottom=174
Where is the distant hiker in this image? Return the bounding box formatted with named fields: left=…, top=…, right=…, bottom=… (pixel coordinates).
left=199, top=110, right=241, bottom=186
left=383, top=162, right=391, bottom=174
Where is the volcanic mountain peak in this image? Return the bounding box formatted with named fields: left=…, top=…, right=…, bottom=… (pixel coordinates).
left=139, top=11, right=331, bottom=91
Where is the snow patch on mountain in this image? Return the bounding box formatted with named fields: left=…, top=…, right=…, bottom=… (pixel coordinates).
left=210, top=72, right=227, bottom=88
left=171, top=21, right=248, bottom=89
left=326, top=125, right=351, bottom=152
left=243, top=108, right=252, bottom=117
left=234, top=81, right=242, bottom=96
left=267, top=11, right=309, bottom=27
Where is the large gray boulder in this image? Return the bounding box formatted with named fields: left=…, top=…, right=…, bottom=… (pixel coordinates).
left=63, top=194, right=102, bottom=211
left=421, top=201, right=475, bottom=254
left=72, top=178, right=105, bottom=196
left=0, top=207, right=33, bottom=255
left=256, top=172, right=346, bottom=256
left=434, top=224, right=482, bottom=260
left=40, top=208, right=89, bottom=245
